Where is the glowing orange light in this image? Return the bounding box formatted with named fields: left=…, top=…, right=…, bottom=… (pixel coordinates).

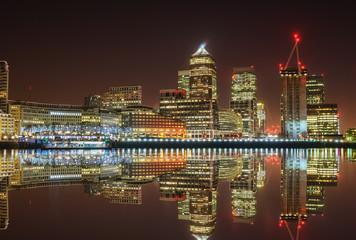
left=298, top=225, right=302, bottom=229
left=301, top=221, right=305, bottom=225
left=232, top=210, right=235, bottom=215
left=294, top=34, right=299, bottom=39
left=232, top=75, right=235, bottom=80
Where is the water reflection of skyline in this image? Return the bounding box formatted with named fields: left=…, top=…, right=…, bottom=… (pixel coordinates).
left=0, top=148, right=350, bottom=239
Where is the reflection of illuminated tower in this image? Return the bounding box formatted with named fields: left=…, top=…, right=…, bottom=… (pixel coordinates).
left=280, top=149, right=307, bottom=221
left=190, top=191, right=217, bottom=239
left=306, top=185, right=324, bottom=215
left=306, top=149, right=339, bottom=215
left=230, top=153, right=257, bottom=223
left=158, top=149, right=219, bottom=239
left=0, top=177, right=9, bottom=230
left=102, top=181, right=142, bottom=205
left=189, top=44, right=217, bottom=100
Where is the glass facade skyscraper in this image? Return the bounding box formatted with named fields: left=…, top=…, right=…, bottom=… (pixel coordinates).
left=230, top=66, right=257, bottom=138
left=189, top=45, right=217, bottom=100
left=0, top=61, right=9, bottom=114
left=280, top=68, right=308, bottom=139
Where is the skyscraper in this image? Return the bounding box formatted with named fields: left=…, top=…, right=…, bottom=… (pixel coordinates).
left=0, top=61, right=9, bottom=114
left=159, top=45, right=220, bottom=140
left=306, top=74, right=324, bottom=105
left=189, top=44, right=217, bottom=100
left=256, top=102, right=265, bottom=136
left=306, top=74, right=339, bottom=139
left=307, top=104, right=339, bottom=138
left=230, top=66, right=257, bottom=138
left=280, top=68, right=308, bottom=139
left=178, top=70, right=190, bottom=98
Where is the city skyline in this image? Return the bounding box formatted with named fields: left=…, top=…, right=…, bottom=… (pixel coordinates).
left=1, top=2, right=355, bottom=133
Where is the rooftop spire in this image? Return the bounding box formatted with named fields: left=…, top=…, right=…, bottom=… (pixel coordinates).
left=192, top=43, right=210, bottom=56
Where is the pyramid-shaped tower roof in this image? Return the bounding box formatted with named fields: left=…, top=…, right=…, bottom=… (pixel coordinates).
left=192, top=43, right=210, bottom=57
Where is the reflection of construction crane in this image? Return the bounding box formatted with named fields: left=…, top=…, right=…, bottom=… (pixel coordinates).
left=279, top=215, right=306, bottom=240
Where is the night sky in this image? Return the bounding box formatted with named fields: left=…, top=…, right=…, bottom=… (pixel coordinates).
left=1, top=1, right=355, bottom=132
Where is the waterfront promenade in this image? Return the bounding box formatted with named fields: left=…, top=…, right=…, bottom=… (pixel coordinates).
left=1, top=139, right=355, bottom=149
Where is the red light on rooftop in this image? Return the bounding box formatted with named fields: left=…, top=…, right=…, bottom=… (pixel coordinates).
left=301, top=66, right=305, bottom=69
left=294, top=34, right=299, bottom=39
left=301, top=221, right=305, bottom=225
left=232, top=74, right=235, bottom=80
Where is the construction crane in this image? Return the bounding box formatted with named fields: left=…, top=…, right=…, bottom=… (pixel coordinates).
left=280, top=34, right=305, bottom=75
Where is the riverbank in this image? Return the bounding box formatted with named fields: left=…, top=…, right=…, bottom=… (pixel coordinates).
left=0, top=139, right=355, bottom=149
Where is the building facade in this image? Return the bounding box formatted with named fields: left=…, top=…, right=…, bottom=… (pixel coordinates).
left=189, top=45, right=217, bottom=100
left=256, top=102, right=265, bottom=136
left=307, top=104, right=339, bottom=138
left=346, top=128, right=356, bottom=141
left=84, top=94, right=103, bottom=108
left=230, top=66, right=257, bottom=138
left=0, top=61, right=9, bottom=114
left=0, top=111, right=16, bottom=140
left=306, top=74, right=324, bottom=105
left=280, top=68, right=308, bottom=139
left=159, top=89, right=219, bottom=139
left=103, top=86, right=142, bottom=109
left=218, top=108, right=242, bottom=138
left=178, top=70, right=190, bottom=98
left=121, top=110, right=186, bottom=139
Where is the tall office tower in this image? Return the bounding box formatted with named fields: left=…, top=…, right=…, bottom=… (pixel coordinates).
left=306, top=74, right=339, bottom=139
left=280, top=68, right=308, bottom=139
left=189, top=44, right=217, bottom=100
left=178, top=70, right=190, bottom=98
left=189, top=191, right=217, bottom=238
left=230, top=66, right=257, bottom=138
left=307, top=104, right=339, bottom=138
left=0, top=61, right=9, bottom=114
left=256, top=102, right=265, bottom=135
left=306, top=74, right=324, bottom=105
left=280, top=149, right=307, bottom=222
left=103, top=86, right=142, bottom=109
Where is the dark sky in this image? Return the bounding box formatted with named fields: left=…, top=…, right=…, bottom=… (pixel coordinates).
left=1, top=1, right=355, bottom=132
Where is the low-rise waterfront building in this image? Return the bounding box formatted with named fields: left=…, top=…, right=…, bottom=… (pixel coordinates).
left=103, top=86, right=142, bottom=109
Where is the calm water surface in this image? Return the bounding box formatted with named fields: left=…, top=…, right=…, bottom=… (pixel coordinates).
left=1, top=148, right=356, bottom=240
